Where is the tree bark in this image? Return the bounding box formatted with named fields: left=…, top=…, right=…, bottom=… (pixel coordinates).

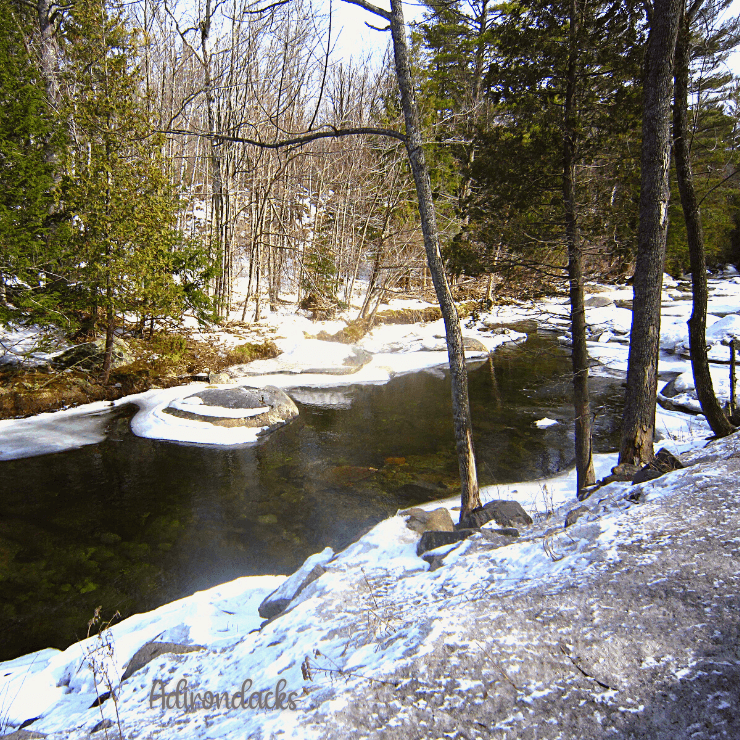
left=564, top=0, right=595, bottom=496
left=387, top=0, right=481, bottom=518
left=620, top=0, right=682, bottom=466
left=673, top=1, right=735, bottom=437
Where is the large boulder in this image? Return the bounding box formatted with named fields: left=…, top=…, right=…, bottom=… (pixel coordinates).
left=161, top=385, right=298, bottom=431
left=584, top=295, right=614, bottom=308
left=403, top=507, right=455, bottom=534
left=258, top=547, right=334, bottom=620
left=52, top=337, right=133, bottom=371
left=632, top=448, right=685, bottom=484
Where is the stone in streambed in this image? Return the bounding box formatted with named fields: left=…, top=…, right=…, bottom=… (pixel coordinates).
left=161, top=385, right=298, bottom=432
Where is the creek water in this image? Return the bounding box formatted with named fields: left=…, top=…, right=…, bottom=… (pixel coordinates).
left=0, top=331, right=624, bottom=661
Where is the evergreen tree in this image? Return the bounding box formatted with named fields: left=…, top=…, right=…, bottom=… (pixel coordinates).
left=59, top=0, right=210, bottom=380
left=422, top=0, right=643, bottom=494
left=0, top=0, right=59, bottom=322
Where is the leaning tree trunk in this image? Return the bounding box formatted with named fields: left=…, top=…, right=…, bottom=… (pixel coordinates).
left=673, top=2, right=735, bottom=437
left=564, top=0, right=595, bottom=496
left=388, top=0, right=481, bottom=519
left=620, top=0, right=682, bottom=466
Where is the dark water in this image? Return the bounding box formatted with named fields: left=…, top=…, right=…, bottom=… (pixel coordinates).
left=0, top=332, right=624, bottom=661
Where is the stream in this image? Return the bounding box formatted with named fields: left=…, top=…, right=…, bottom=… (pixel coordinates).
left=0, top=330, right=625, bottom=661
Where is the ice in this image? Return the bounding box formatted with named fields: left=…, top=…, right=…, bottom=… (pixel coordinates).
left=0, top=401, right=114, bottom=461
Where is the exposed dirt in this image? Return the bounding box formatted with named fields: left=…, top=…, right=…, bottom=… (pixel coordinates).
left=0, top=334, right=278, bottom=420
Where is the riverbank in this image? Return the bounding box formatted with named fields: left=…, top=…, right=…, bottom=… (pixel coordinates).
left=2, top=268, right=739, bottom=458
left=1, top=422, right=738, bottom=739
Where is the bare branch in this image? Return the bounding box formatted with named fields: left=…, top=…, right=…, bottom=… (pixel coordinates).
left=341, top=0, right=391, bottom=22
left=160, top=125, right=407, bottom=147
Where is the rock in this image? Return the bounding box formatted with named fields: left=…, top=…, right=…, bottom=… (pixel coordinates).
left=604, top=463, right=641, bottom=483
left=403, top=507, right=455, bottom=534
left=258, top=547, right=334, bottom=620
left=632, top=448, right=685, bottom=484
left=463, top=336, right=489, bottom=352
left=416, top=529, right=478, bottom=556
left=325, top=465, right=378, bottom=487
left=584, top=296, right=614, bottom=308
left=565, top=505, right=590, bottom=528
left=385, top=457, right=406, bottom=466
left=121, top=641, right=205, bottom=682
left=479, top=528, right=520, bottom=548
left=208, top=371, right=234, bottom=384
left=52, top=337, right=133, bottom=371
left=162, top=385, right=298, bottom=432
left=224, top=340, right=372, bottom=378
left=0, top=731, right=46, bottom=739
left=91, top=719, right=114, bottom=733
left=425, top=555, right=446, bottom=571
left=457, top=500, right=533, bottom=530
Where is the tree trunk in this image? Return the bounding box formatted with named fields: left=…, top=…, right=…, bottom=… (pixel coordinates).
left=36, top=0, right=60, bottom=111
left=100, top=272, right=114, bottom=385
left=564, top=0, right=595, bottom=496
left=388, top=0, right=481, bottom=518
left=673, top=2, right=735, bottom=437
left=619, top=0, right=682, bottom=466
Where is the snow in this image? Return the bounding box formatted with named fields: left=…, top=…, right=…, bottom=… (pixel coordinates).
left=3, top=272, right=738, bottom=454
left=0, top=401, right=114, bottom=461
left=1, top=416, right=733, bottom=739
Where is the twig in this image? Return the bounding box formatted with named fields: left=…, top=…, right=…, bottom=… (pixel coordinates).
left=559, top=642, right=618, bottom=691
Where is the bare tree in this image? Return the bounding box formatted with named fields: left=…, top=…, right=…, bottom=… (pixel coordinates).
left=343, top=0, right=481, bottom=518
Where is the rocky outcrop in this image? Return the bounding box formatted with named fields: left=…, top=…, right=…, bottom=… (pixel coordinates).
left=121, top=641, right=204, bottom=682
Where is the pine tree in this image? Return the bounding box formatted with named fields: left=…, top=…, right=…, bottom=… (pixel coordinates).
left=422, top=0, right=643, bottom=494
left=0, top=0, right=58, bottom=321
left=60, top=0, right=210, bottom=381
